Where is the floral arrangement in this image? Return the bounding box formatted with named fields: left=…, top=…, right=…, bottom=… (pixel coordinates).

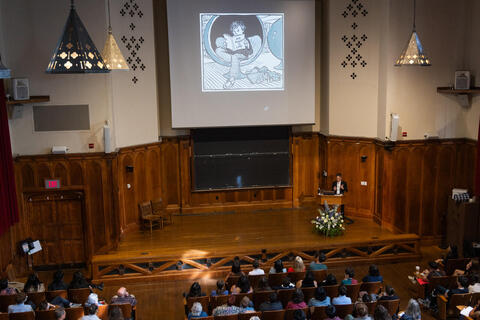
left=311, top=205, right=345, bottom=237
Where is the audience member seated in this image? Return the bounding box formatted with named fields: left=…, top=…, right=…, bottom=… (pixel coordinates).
left=81, top=304, right=101, bottom=320
left=184, top=282, right=205, bottom=315
left=332, top=285, right=352, bottom=305
left=434, top=245, right=458, bottom=268
left=286, top=288, right=307, bottom=309
left=321, top=273, right=338, bottom=286
left=454, top=258, right=480, bottom=277
left=0, top=278, right=16, bottom=295
left=24, top=272, right=45, bottom=293
left=325, top=305, right=341, bottom=320
left=361, top=293, right=373, bottom=303
left=230, top=256, right=244, bottom=277
left=38, top=300, right=55, bottom=311
left=48, top=270, right=68, bottom=291
left=468, top=297, right=480, bottom=319
left=469, top=274, right=480, bottom=293
left=108, top=305, right=125, bottom=320
left=269, top=260, right=287, bottom=274
left=240, top=296, right=255, bottom=312
left=288, top=256, right=306, bottom=273
left=254, top=276, right=271, bottom=292
left=308, top=286, right=331, bottom=307
left=69, top=271, right=91, bottom=289
left=420, top=275, right=469, bottom=310
left=248, top=259, right=265, bottom=276
left=353, top=302, right=372, bottom=320
left=293, top=309, right=307, bottom=320
left=408, top=261, right=445, bottom=284
left=299, top=270, right=317, bottom=288
left=185, top=282, right=205, bottom=299
left=8, top=292, right=34, bottom=314
left=274, top=277, right=295, bottom=290
left=249, top=317, right=261, bottom=320
left=373, top=305, right=391, bottom=320
left=310, top=251, right=327, bottom=271
left=363, top=265, right=383, bottom=283
left=399, top=299, right=421, bottom=320
left=85, top=293, right=104, bottom=307
left=212, top=295, right=242, bottom=316
left=259, top=292, right=283, bottom=311
left=378, top=286, right=399, bottom=301
left=211, top=280, right=229, bottom=296
left=342, top=267, right=358, bottom=285
left=231, top=275, right=253, bottom=294
left=110, top=287, right=137, bottom=307
left=55, top=307, right=66, bottom=320
left=188, top=302, right=208, bottom=319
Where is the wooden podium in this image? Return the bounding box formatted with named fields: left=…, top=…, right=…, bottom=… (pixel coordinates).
left=315, top=194, right=344, bottom=208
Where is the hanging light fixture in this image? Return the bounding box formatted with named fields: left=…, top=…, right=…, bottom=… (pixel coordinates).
left=0, top=55, right=11, bottom=79
left=102, top=0, right=129, bottom=70
left=46, top=0, right=110, bottom=73
left=394, top=0, right=431, bottom=66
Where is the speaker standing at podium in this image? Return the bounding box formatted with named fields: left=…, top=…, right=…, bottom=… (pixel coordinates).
left=332, top=173, right=347, bottom=214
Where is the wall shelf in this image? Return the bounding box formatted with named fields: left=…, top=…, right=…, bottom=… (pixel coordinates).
left=6, top=95, right=50, bottom=105
left=437, top=87, right=480, bottom=95
left=436, top=87, right=480, bottom=107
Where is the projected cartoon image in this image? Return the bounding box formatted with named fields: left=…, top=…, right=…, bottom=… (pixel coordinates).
left=200, top=13, right=284, bottom=92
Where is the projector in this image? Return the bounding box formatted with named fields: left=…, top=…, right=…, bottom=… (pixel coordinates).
left=52, top=146, right=69, bottom=154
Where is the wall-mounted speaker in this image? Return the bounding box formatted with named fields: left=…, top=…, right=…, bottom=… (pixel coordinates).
left=390, top=113, right=399, bottom=142
left=12, top=78, right=29, bottom=100
left=455, top=71, right=470, bottom=90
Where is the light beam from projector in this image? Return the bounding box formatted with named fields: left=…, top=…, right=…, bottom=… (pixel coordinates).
left=200, top=13, right=284, bottom=92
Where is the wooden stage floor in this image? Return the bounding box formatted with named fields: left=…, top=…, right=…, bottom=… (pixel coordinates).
left=91, top=209, right=420, bottom=281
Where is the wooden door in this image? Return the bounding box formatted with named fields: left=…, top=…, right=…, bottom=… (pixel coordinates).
left=25, top=191, right=86, bottom=266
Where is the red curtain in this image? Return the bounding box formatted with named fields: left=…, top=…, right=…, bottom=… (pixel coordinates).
left=0, top=80, right=19, bottom=235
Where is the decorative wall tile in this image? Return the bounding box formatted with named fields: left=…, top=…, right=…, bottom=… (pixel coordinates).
left=340, top=0, right=368, bottom=80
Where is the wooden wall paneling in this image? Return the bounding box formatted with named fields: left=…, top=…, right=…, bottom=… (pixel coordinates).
left=122, top=155, right=136, bottom=227
left=326, top=137, right=376, bottom=218
left=318, top=134, right=328, bottom=190
left=357, top=143, right=375, bottom=217
left=454, top=141, right=476, bottom=191
left=36, top=163, right=51, bottom=188
left=162, top=139, right=182, bottom=212
left=85, top=161, right=106, bottom=254
left=134, top=151, right=147, bottom=209
left=54, top=162, right=69, bottom=186
left=420, top=145, right=437, bottom=237
left=21, top=164, right=35, bottom=189
left=380, top=148, right=394, bottom=227
left=100, top=158, right=116, bottom=252
left=292, top=133, right=319, bottom=207
left=146, top=148, right=162, bottom=201
left=70, top=161, right=84, bottom=185
left=392, top=148, right=409, bottom=233
left=405, top=147, right=424, bottom=235
left=434, top=143, right=456, bottom=238
left=373, top=143, right=384, bottom=224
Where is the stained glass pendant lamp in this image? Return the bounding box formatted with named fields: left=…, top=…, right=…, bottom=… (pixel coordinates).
left=102, top=0, right=129, bottom=70
left=46, top=0, right=110, bottom=73
left=394, top=0, right=431, bottom=66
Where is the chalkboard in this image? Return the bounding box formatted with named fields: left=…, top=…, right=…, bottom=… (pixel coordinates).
left=192, top=126, right=291, bottom=190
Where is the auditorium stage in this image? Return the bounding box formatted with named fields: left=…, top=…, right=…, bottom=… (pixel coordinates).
left=91, top=209, right=420, bottom=282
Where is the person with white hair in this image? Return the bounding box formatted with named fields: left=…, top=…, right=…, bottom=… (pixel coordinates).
left=188, top=302, right=207, bottom=319
left=400, top=299, right=421, bottom=320
left=249, top=317, right=261, bottom=320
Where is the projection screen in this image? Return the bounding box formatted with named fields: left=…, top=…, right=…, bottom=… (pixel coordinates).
left=167, top=0, right=315, bottom=128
